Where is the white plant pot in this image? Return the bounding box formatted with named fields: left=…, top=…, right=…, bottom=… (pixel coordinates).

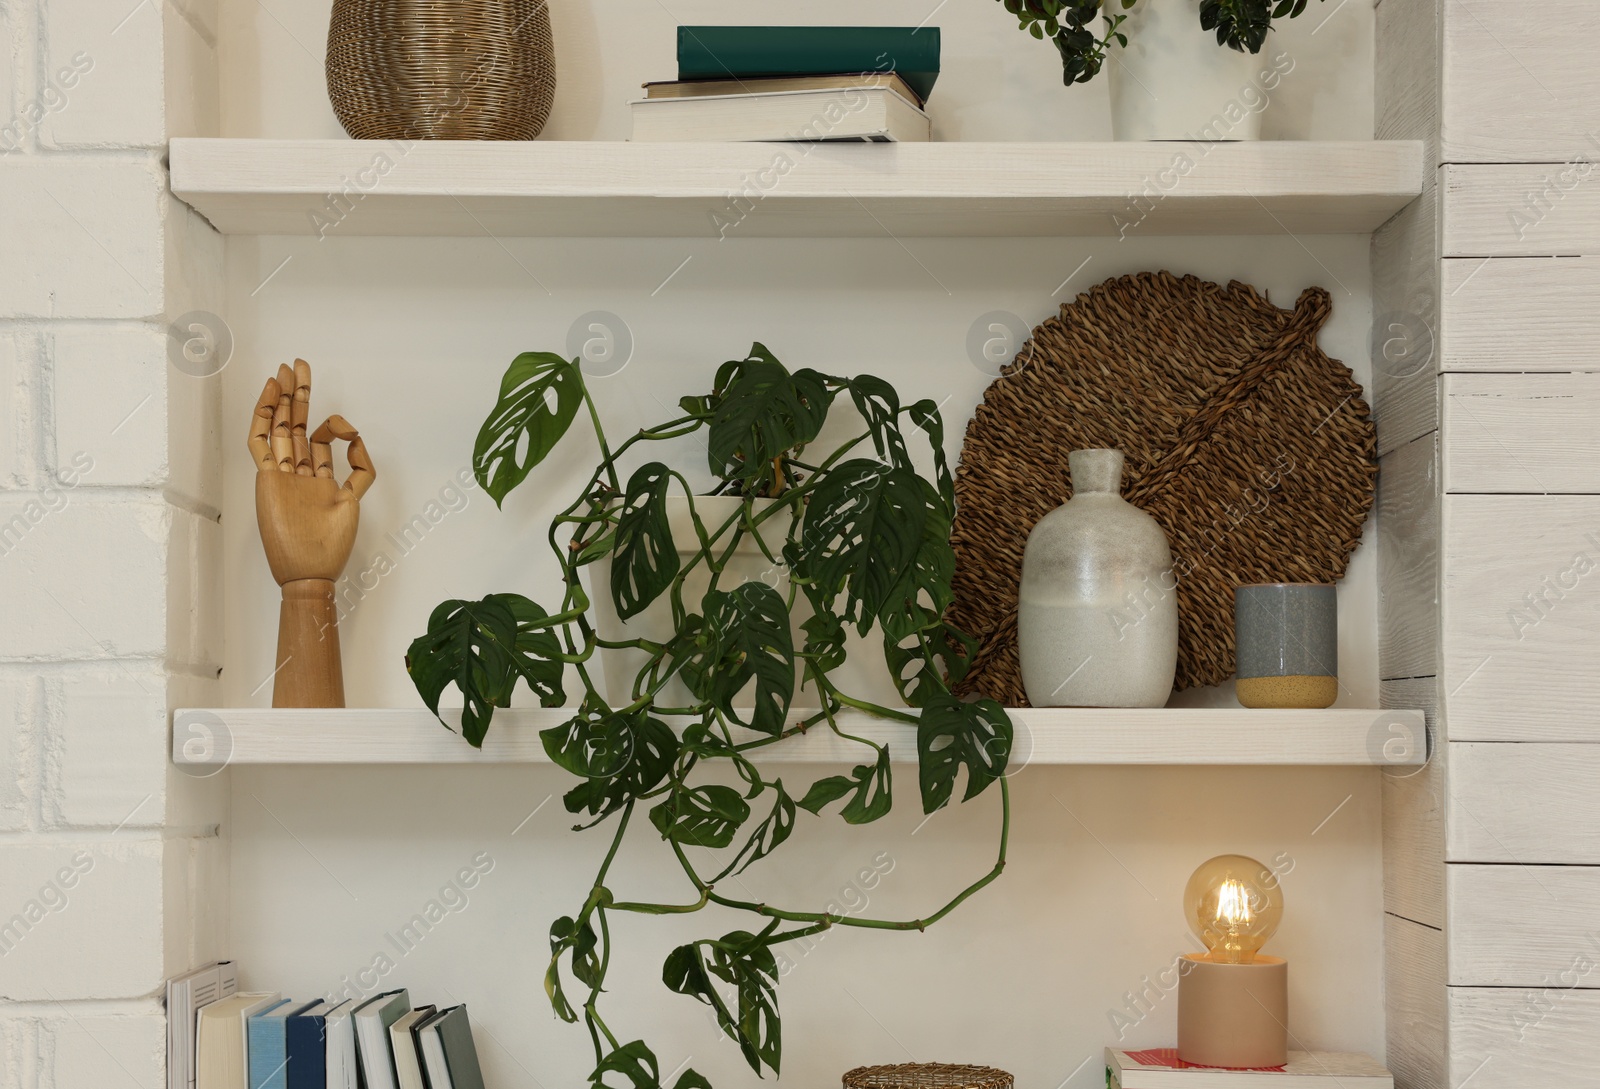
left=589, top=495, right=899, bottom=712
left=1107, top=0, right=1262, bottom=141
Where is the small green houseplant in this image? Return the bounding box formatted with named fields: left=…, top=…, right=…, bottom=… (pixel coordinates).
left=406, top=344, right=1012, bottom=1089
left=1000, top=0, right=1323, bottom=84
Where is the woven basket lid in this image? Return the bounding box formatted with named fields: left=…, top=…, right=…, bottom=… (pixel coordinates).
left=948, top=271, right=1377, bottom=703
left=843, top=1063, right=1014, bottom=1089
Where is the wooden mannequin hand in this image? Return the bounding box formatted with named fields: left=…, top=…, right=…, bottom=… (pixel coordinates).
left=248, top=360, right=376, bottom=707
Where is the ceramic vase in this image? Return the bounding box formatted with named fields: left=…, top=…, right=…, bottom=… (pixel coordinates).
left=1106, top=0, right=1261, bottom=141
left=1018, top=449, right=1178, bottom=707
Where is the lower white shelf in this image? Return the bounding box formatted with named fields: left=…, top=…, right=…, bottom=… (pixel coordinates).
left=171, top=707, right=1424, bottom=768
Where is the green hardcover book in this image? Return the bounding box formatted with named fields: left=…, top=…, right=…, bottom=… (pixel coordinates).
left=677, top=26, right=941, bottom=103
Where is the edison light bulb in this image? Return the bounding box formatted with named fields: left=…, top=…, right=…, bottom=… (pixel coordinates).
left=1184, top=854, right=1283, bottom=965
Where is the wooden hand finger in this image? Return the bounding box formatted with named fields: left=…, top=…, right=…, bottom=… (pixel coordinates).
left=310, top=417, right=337, bottom=479
left=343, top=433, right=376, bottom=500
left=249, top=377, right=280, bottom=471
left=291, top=358, right=313, bottom=476
left=271, top=363, right=296, bottom=472
left=310, top=414, right=359, bottom=443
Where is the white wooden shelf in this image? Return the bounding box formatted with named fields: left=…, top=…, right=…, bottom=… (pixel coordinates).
left=171, top=706, right=1424, bottom=767
left=168, top=139, right=1424, bottom=239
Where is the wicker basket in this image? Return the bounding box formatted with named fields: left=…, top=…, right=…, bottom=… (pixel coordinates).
left=843, top=1064, right=1014, bottom=1089
left=326, top=0, right=556, bottom=141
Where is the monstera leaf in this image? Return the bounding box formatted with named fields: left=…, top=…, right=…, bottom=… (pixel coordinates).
left=707, top=346, right=834, bottom=489
left=405, top=593, right=564, bottom=747
left=663, top=932, right=781, bottom=1076
left=649, top=784, right=751, bottom=849
left=611, top=463, right=680, bottom=621
left=797, top=747, right=892, bottom=825
left=681, top=582, right=795, bottom=735
left=917, top=693, right=1013, bottom=812
left=473, top=353, right=584, bottom=506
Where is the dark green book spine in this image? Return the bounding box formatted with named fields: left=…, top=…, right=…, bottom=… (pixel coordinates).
left=677, top=26, right=941, bottom=101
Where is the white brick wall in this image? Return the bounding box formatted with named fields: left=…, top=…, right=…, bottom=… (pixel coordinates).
left=0, top=0, right=224, bottom=1077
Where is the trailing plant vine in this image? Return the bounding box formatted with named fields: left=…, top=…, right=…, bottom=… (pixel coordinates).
left=999, top=0, right=1322, bottom=85
left=406, top=344, right=1013, bottom=1089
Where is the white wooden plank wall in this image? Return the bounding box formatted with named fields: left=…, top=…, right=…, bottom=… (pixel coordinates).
left=1440, top=3, right=1600, bottom=1081
left=1376, top=2, right=1448, bottom=1085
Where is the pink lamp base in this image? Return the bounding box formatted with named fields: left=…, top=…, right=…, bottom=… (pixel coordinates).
left=1177, top=953, right=1288, bottom=1069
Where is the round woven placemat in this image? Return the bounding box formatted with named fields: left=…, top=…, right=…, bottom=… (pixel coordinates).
left=844, top=1064, right=1014, bottom=1089
left=949, top=271, right=1376, bottom=704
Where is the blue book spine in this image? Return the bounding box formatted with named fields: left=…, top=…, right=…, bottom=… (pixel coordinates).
left=285, top=1014, right=327, bottom=1089
left=247, top=1000, right=291, bottom=1089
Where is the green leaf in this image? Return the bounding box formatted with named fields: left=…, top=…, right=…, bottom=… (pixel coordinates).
left=405, top=594, right=562, bottom=747
left=546, top=915, right=595, bottom=1022
left=611, top=462, right=680, bottom=621
left=707, top=346, right=835, bottom=489
left=473, top=352, right=584, bottom=506
left=796, top=746, right=892, bottom=824
left=876, top=493, right=955, bottom=644
left=543, top=709, right=679, bottom=823
left=682, top=582, right=795, bottom=735
left=649, top=784, right=751, bottom=849
left=847, top=375, right=909, bottom=469
left=906, top=398, right=954, bottom=511
left=591, top=1040, right=664, bottom=1089
left=718, top=780, right=797, bottom=878
left=799, top=612, right=847, bottom=676
left=917, top=694, right=1013, bottom=813
left=664, top=933, right=781, bottom=1076
left=792, top=459, right=937, bottom=636
left=884, top=622, right=980, bottom=708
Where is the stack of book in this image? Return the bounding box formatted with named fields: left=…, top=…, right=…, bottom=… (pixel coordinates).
left=168, top=965, right=485, bottom=1089
left=631, top=25, right=941, bottom=143
left=1106, top=1049, right=1394, bottom=1089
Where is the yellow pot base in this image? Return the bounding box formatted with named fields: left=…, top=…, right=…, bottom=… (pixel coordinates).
left=1237, top=674, right=1338, bottom=709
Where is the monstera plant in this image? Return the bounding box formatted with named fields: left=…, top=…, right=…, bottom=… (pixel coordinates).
left=405, top=344, right=1012, bottom=1089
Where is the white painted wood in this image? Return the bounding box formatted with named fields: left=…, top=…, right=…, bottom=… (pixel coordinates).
left=1441, top=495, right=1600, bottom=740
left=168, top=138, right=1425, bottom=239
left=1443, top=163, right=1600, bottom=257
left=1443, top=373, right=1600, bottom=493
left=1441, top=257, right=1600, bottom=372
left=1448, top=864, right=1600, bottom=985
left=1385, top=914, right=1446, bottom=1089
left=1377, top=0, right=1439, bottom=162
left=1451, top=987, right=1600, bottom=1089
left=1449, top=743, right=1600, bottom=862
left=1442, top=0, right=1600, bottom=163
left=170, top=706, right=1425, bottom=767
left=1379, top=433, right=1440, bottom=681
left=1382, top=677, right=1444, bottom=928
left=1371, top=183, right=1439, bottom=456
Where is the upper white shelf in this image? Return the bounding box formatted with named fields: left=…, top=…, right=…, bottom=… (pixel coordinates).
left=171, top=706, right=1424, bottom=767
left=168, top=139, right=1424, bottom=239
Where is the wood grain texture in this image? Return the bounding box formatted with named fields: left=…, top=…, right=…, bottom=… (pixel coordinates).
left=1372, top=183, right=1439, bottom=455
left=168, top=138, right=1425, bottom=238
left=1377, top=0, right=1439, bottom=163
left=1442, top=0, right=1600, bottom=162
left=1449, top=743, right=1600, bottom=863
left=1383, top=677, right=1444, bottom=928
left=1443, top=373, right=1600, bottom=493
left=169, top=707, right=1426, bottom=766
left=1379, top=433, right=1440, bottom=681
left=1443, top=163, right=1600, bottom=257
left=1448, top=864, right=1600, bottom=985
left=1385, top=914, right=1446, bottom=1089
left=1441, top=257, right=1600, bottom=372
left=1451, top=987, right=1600, bottom=1089
left=1441, top=495, right=1600, bottom=740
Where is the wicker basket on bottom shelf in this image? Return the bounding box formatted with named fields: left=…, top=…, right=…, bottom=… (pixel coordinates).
left=843, top=1064, right=1015, bottom=1089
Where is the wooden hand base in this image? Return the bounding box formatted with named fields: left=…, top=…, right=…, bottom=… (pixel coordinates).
left=274, top=578, right=345, bottom=708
